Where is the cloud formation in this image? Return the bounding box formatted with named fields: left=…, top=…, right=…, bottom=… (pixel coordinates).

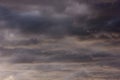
left=1, top=0, right=120, bottom=39
left=0, top=0, right=120, bottom=80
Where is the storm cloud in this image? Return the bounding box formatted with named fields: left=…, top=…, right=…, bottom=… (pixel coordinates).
left=0, top=0, right=120, bottom=80
left=0, top=0, right=120, bottom=39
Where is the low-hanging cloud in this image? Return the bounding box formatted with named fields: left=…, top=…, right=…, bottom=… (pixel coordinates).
left=0, top=0, right=120, bottom=39
left=0, top=1, right=120, bottom=80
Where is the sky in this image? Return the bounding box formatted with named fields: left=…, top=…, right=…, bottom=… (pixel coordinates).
left=0, top=0, right=120, bottom=80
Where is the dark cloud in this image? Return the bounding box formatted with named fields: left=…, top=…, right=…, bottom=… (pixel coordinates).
left=0, top=1, right=120, bottom=80
left=0, top=0, right=120, bottom=39
left=0, top=5, right=73, bottom=38
left=0, top=47, right=116, bottom=63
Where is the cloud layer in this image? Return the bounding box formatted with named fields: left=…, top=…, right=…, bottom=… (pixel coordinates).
left=0, top=0, right=120, bottom=39
left=0, top=0, right=120, bottom=80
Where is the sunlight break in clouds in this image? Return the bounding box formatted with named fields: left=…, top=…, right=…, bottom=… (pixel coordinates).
left=4, top=76, right=15, bottom=80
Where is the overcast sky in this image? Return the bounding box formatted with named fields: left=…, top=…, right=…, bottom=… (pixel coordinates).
left=0, top=0, right=120, bottom=80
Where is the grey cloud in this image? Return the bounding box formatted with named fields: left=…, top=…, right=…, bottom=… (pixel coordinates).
left=0, top=1, right=120, bottom=80
left=0, top=5, right=91, bottom=39
left=0, top=1, right=120, bottom=39
left=0, top=46, right=115, bottom=63
left=65, top=1, right=92, bottom=16
left=0, top=6, right=73, bottom=38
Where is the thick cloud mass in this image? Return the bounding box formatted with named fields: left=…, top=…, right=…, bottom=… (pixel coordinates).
left=0, top=5, right=72, bottom=37
left=0, top=0, right=120, bottom=39
left=0, top=0, right=120, bottom=80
